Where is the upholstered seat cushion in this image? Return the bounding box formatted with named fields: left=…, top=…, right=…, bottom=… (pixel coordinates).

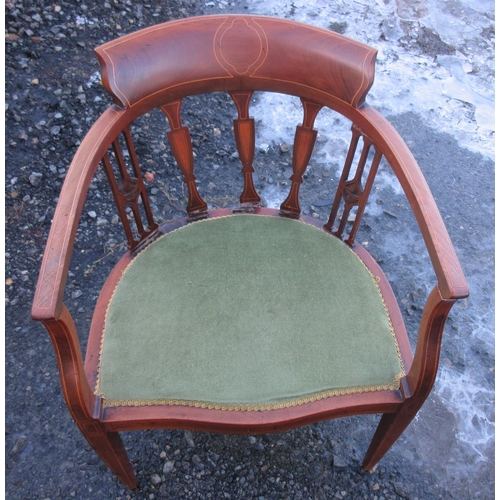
left=97, top=215, right=404, bottom=410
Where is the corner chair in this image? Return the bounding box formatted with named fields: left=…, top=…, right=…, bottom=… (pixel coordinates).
left=31, top=15, right=469, bottom=489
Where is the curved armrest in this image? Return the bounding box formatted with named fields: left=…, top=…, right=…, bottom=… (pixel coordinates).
left=358, top=105, right=469, bottom=300
left=32, top=106, right=128, bottom=321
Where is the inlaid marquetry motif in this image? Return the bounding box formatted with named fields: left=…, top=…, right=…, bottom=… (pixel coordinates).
left=214, top=17, right=268, bottom=77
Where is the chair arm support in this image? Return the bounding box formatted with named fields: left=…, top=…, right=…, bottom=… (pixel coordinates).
left=41, top=304, right=95, bottom=420
left=358, top=106, right=469, bottom=301
left=31, top=106, right=129, bottom=322
left=406, top=286, right=457, bottom=399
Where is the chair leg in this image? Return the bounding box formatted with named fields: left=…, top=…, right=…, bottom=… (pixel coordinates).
left=362, top=404, right=420, bottom=471
left=78, top=421, right=137, bottom=489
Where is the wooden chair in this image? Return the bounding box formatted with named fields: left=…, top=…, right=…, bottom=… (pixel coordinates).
left=31, top=15, right=469, bottom=489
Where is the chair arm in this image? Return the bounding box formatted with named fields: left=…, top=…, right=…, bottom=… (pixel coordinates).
left=31, top=106, right=128, bottom=321
left=405, top=286, right=457, bottom=399
left=358, top=106, right=469, bottom=300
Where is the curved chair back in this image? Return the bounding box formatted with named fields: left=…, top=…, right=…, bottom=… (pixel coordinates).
left=96, top=16, right=377, bottom=111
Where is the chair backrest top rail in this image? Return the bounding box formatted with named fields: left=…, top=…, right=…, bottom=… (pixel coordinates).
left=95, top=15, right=377, bottom=110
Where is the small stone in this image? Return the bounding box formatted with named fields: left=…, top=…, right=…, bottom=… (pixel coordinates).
left=71, top=290, right=82, bottom=299
left=258, top=143, right=270, bottom=153
left=333, top=455, right=347, bottom=468
left=163, top=460, right=175, bottom=474
left=184, top=431, right=195, bottom=448
left=87, top=210, right=97, bottom=218
left=160, top=451, right=167, bottom=459
left=249, top=436, right=256, bottom=444
left=151, top=473, right=161, bottom=485
left=279, top=143, right=289, bottom=153
left=111, top=214, right=119, bottom=224
left=96, top=217, right=108, bottom=226
left=373, top=483, right=380, bottom=491
left=51, top=126, right=61, bottom=135
left=9, top=435, right=27, bottom=457
left=29, top=172, right=43, bottom=187
left=30, top=78, right=39, bottom=85
left=213, top=127, right=221, bottom=136
left=55, top=46, right=63, bottom=52
left=144, top=171, right=154, bottom=183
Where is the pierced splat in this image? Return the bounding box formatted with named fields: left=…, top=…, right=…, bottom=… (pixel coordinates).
left=102, top=127, right=158, bottom=251
left=324, top=126, right=382, bottom=245
left=229, top=91, right=261, bottom=205
left=280, top=99, right=323, bottom=217
left=161, top=100, right=207, bottom=219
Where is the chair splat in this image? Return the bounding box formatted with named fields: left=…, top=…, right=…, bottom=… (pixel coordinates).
left=325, top=126, right=382, bottom=245
left=161, top=100, right=208, bottom=218
left=101, top=127, right=158, bottom=250
left=280, top=99, right=323, bottom=217
left=229, top=90, right=261, bottom=205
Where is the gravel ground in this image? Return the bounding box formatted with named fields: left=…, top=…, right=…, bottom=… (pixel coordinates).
left=5, top=1, right=494, bottom=499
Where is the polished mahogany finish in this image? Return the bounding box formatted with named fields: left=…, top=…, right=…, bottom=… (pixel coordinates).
left=31, top=15, right=468, bottom=489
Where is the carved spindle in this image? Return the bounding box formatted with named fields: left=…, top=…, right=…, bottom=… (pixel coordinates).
left=229, top=91, right=261, bottom=205
left=102, top=153, right=135, bottom=247
left=161, top=100, right=207, bottom=217
left=280, top=99, right=323, bottom=217
left=122, top=128, right=158, bottom=233
left=102, top=128, right=158, bottom=250
left=112, top=138, right=147, bottom=237
left=324, top=126, right=382, bottom=245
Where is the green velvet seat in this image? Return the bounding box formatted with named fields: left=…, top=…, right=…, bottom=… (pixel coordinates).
left=97, top=215, right=405, bottom=410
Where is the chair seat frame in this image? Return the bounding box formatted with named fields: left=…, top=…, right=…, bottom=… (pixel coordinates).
left=32, top=15, right=468, bottom=489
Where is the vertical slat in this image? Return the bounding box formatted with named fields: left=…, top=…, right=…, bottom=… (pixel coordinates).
left=346, top=147, right=382, bottom=245
left=161, top=100, right=207, bottom=217
left=280, top=99, right=323, bottom=217
left=122, top=127, right=158, bottom=233
left=229, top=91, right=261, bottom=205
left=102, top=128, right=158, bottom=250
left=324, top=125, right=382, bottom=245
left=324, top=127, right=362, bottom=233
left=101, top=153, right=136, bottom=248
